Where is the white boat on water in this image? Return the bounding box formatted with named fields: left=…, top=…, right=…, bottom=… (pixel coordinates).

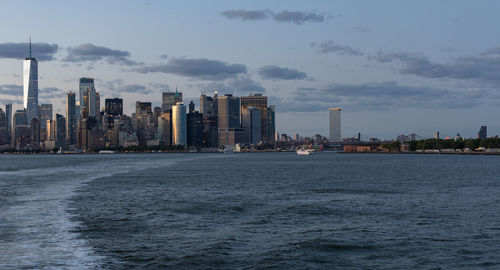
left=98, top=150, right=115, bottom=154
left=297, top=149, right=314, bottom=155
left=223, top=147, right=234, bottom=154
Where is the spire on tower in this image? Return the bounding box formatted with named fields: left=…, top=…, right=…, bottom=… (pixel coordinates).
left=29, top=35, right=32, bottom=58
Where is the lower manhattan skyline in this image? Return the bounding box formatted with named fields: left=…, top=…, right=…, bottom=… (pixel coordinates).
left=1, top=1, right=500, bottom=139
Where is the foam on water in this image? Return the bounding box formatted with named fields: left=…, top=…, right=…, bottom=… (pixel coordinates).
left=0, top=155, right=195, bottom=270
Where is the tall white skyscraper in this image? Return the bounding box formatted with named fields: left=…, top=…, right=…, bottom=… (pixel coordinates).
left=23, top=38, right=38, bottom=125
left=329, top=108, right=341, bottom=142
left=172, top=102, right=187, bottom=146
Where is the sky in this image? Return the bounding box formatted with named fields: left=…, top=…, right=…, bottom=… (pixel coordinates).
left=0, top=0, right=500, bottom=139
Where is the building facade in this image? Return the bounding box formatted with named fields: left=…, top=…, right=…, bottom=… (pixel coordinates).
left=329, top=108, right=341, bottom=142
left=172, top=103, right=187, bottom=146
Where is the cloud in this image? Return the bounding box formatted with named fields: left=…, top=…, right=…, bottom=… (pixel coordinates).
left=0, top=98, right=22, bottom=105
left=0, top=84, right=22, bottom=96
left=98, top=79, right=168, bottom=97
left=311, top=41, right=364, bottom=56
left=39, top=87, right=66, bottom=99
left=220, top=10, right=270, bottom=21
left=134, top=57, right=247, bottom=80
left=257, top=65, right=308, bottom=80
left=371, top=49, right=500, bottom=85
left=121, top=84, right=154, bottom=95
left=221, top=9, right=329, bottom=24
left=275, top=82, right=489, bottom=113
left=160, top=54, right=168, bottom=59
left=64, top=43, right=141, bottom=66
left=193, top=74, right=266, bottom=95
left=349, top=26, right=370, bottom=32
left=273, top=11, right=326, bottom=24
left=0, top=42, right=59, bottom=61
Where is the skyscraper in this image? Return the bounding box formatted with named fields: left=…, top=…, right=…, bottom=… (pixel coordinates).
left=172, top=102, right=187, bottom=146
left=105, top=98, right=123, bottom=117
left=0, top=108, right=9, bottom=146
left=39, top=104, right=52, bottom=141
left=158, top=112, right=172, bottom=146
left=433, top=131, right=440, bottom=140
left=66, top=92, right=77, bottom=145
left=55, top=114, right=66, bottom=148
left=187, top=108, right=203, bottom=148
left=79, top=78, right=98, bottom=118
left=267, top=105, right=275, bottom=145
left=218, top=94, right=243, bottom=146
left=200, top=92, right=218, bottom=147
left=23, top=38, right=39, bottom=124
left=241, top=94, right=269, bottom=143
left=329, top=108, right=341, bottom=142
left=478, top=125, right=487, bottom=139
left=13, top=109, right=28, bottom=148
left=162, top=90, right=183, bottom=112
left=5, top=104, right=12, bottom=144
left=241, top=106, right=261, bottom=144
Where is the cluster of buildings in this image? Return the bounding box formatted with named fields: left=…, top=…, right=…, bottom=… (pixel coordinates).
left=0, top=43, right=276, bottom=151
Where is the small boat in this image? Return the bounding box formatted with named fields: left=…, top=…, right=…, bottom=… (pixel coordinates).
left=223, top=147, right=234, bottom=154
left=98, top=150, right=115, bottom=154
left=297, top=149, right=313, bottom=155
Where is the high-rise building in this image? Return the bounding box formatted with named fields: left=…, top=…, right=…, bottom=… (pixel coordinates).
left=158, top=112, right=172, bottom=146
left=267, top=105, right=276, bottom=145
left=187, top=109, right=203, bottom=148
left=30, top=117, right=40, bottom=148
left=433, top=131, right=440, bottom=140
left=329, top=108, right=341, bottom=142
left=66, top=92, right=77, bottom=145
left=79, top=78, right=99, bottom=118
left=23, top=38, right=39, bottom=124
left=5, top=104, right=12, bottom=144
left=172, top=103, right=187, bottom=146
left=241, top=106, right=261, bottom=144
left=478, top=125, right=487, bottom=139
left=0, top=108, right=9, bottom=145
left=105, top=98, right=123, bottom=117
left=135, top=101, right=152, bottom=115
left=55, top=114, right=66, bottom=148
left=13, top=109, right=29, bottom=148
left=241, top=94, right=269, bottom=143
left=39, top=104, right=52, bottom=141
left=200, top=92, right=218, bottom=147
left=218, top=94, right=244, bottom=146
left=162, top=90, right=182, bottom=112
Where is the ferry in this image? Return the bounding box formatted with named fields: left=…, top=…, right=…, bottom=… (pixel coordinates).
left=98, top=150, right=116, bottom=154
left=297, top=149, right=314, bottom=156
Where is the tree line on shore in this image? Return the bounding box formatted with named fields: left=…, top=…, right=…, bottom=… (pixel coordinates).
left=382, top=138, right=500, bottom=151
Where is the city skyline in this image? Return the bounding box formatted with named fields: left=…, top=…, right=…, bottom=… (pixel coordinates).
left=0, top=1, right=499, bottom=139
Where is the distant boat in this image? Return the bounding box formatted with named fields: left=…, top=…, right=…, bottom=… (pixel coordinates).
left=223, top=147, right=234, bottom=154
left=98, top=150, right=115, bottom=154
left=297, top=149, right=313, bottom=156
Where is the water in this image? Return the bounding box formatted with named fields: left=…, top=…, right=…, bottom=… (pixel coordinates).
left=1, top=153, right=500, bottom=269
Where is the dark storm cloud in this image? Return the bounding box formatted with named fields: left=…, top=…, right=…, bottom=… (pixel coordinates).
left=275, top=82, right=488, bottom=113
left=134, top=58, right=247, bottom=81
left=64, top=44, right=141, bottom=66
left=0, top=42, right=59, bottom=61
left=221, top=9, right=328, bottom=24
left=311, top=41, right=364, bottom=56
left=257, top=65, right=308, bottom=80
